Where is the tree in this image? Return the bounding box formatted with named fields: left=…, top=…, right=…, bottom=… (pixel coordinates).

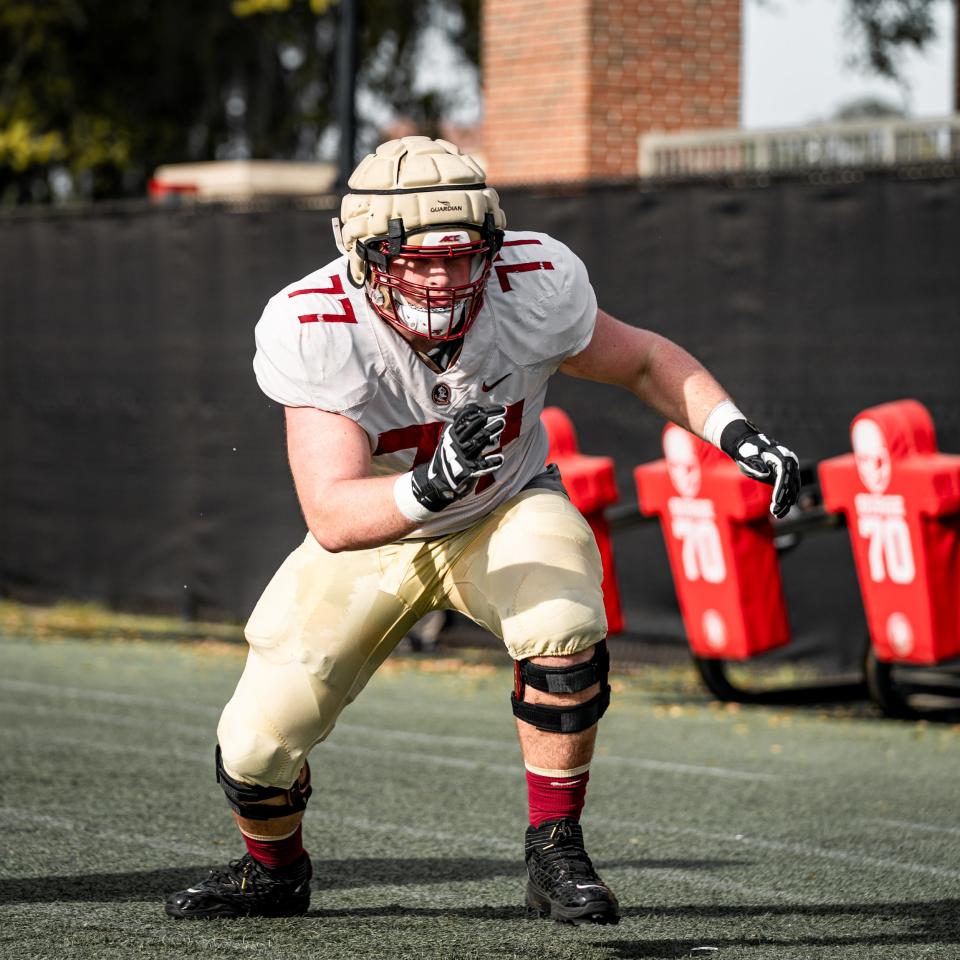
left=1, top=2, right=251, bottom=202
left=0, top=0, right=480, bottom=204
left=843, top=0, right=946, bottom=80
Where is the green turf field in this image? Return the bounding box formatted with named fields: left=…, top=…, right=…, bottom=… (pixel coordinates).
left=2, top=624, right=959, bottom=959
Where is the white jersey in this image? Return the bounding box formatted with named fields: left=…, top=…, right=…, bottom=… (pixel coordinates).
left=253, top=230, right=598, bottom=538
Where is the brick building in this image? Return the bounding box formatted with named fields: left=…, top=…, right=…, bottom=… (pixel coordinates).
left=481, top=0, right=741, bottom=183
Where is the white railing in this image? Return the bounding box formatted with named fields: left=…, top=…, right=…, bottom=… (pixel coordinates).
left=639, top=115, right=960, bottom=178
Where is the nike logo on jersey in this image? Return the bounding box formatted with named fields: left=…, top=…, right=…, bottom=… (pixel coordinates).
left=481, top=373, right=511, bottom=392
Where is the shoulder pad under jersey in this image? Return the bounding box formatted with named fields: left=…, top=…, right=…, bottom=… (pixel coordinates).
left=253, top=256, right=383, bottom=416
left=486, top=231, right=598, bottom=369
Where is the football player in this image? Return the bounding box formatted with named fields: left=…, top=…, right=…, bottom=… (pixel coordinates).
left=165, top=137, right=800, bottom=924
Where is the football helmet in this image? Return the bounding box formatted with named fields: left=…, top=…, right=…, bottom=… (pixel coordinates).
left=334, top=137, right=506, bottom=341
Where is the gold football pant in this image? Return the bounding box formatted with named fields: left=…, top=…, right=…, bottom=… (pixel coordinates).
left=217, top=489, right=607, bottom=788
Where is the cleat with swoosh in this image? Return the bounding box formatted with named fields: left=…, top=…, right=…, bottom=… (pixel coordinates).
left=165, top=852, right=312, bottom=919
left=524, top=818, right=620, bottom=925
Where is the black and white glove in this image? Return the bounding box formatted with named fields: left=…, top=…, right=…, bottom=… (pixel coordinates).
left=719, top=419, right=801, bottom=519
left=394, top=403, right=506, bottom=521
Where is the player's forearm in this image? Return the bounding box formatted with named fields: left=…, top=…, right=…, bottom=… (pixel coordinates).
left=634, top=333, right=801, bottom=518
left=287, top=404, right=505, bottom=553
left=633, top=333, right=733, bottom=439
left=297, top=474, right=419, bottom=552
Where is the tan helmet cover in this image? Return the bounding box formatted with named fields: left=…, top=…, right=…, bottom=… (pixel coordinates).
left=337, top=136, right=506, bottom=285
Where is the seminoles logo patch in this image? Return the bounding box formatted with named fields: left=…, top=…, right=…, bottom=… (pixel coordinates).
left=432, top=383, right=451, bottom=406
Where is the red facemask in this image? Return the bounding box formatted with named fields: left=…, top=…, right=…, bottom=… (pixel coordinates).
left=366, top=229, right=496, bottom=341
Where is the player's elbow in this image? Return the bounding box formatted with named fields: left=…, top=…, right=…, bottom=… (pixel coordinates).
left=310, top=523, right=349, bottom=553
left=301, top=482, right=355, bottom=552
left=309, top=512, right=379, bottom=552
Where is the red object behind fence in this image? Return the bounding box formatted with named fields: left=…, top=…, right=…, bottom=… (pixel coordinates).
left=818, top=400, right=960, bottom=665
left=634, top=424, right=790, bottom=660
left=540, top=407, right=623, bottom=635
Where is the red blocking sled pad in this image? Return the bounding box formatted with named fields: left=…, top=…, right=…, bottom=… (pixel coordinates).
left=819, top=399, right=960, bottom=665
left=540, top=407, right=623, bottom=635
left=634, top=424, right=790, bottom=661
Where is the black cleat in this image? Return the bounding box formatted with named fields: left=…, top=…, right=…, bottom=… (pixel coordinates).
left=525, top=818, right=620, bottom=925
left=164, top=852, right=312, bottom=919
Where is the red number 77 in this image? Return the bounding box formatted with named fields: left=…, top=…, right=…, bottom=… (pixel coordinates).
left=374, top=400, right=525, bottom=495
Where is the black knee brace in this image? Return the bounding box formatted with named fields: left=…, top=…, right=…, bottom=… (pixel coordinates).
left=215, top=745, right=312, bottom=819
left=510, top=639, right=611, bottom=734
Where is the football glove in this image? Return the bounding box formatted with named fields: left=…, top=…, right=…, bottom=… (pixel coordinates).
left=409, top=403, right=506, bottom=513
left=719, top=419, right=800, bottom=519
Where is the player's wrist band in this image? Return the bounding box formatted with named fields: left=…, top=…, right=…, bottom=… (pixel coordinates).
left=393, top=472, right=435, bottom=524
left=703, top=399, right=746, bottom=449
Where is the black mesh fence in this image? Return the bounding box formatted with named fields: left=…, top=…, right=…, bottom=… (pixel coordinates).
left=2, top=170, right=958, bottom=668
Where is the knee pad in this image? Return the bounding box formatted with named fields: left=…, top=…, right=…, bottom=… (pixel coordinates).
left=215, top=745, right=312, bottom=820
left=510, top=639, right=611, bottom=734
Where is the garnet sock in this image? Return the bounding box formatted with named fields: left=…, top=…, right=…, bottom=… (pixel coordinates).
left=242, top=824, right=306, bottom=871
left=525, top=767, right=590, bottom=827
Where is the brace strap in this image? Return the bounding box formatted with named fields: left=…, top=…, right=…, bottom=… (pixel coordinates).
left=514, top=640, right=609, bottom=696
left=511, top=685, right=611, bottom=734
left=215, top=745, right=312, bottom=820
